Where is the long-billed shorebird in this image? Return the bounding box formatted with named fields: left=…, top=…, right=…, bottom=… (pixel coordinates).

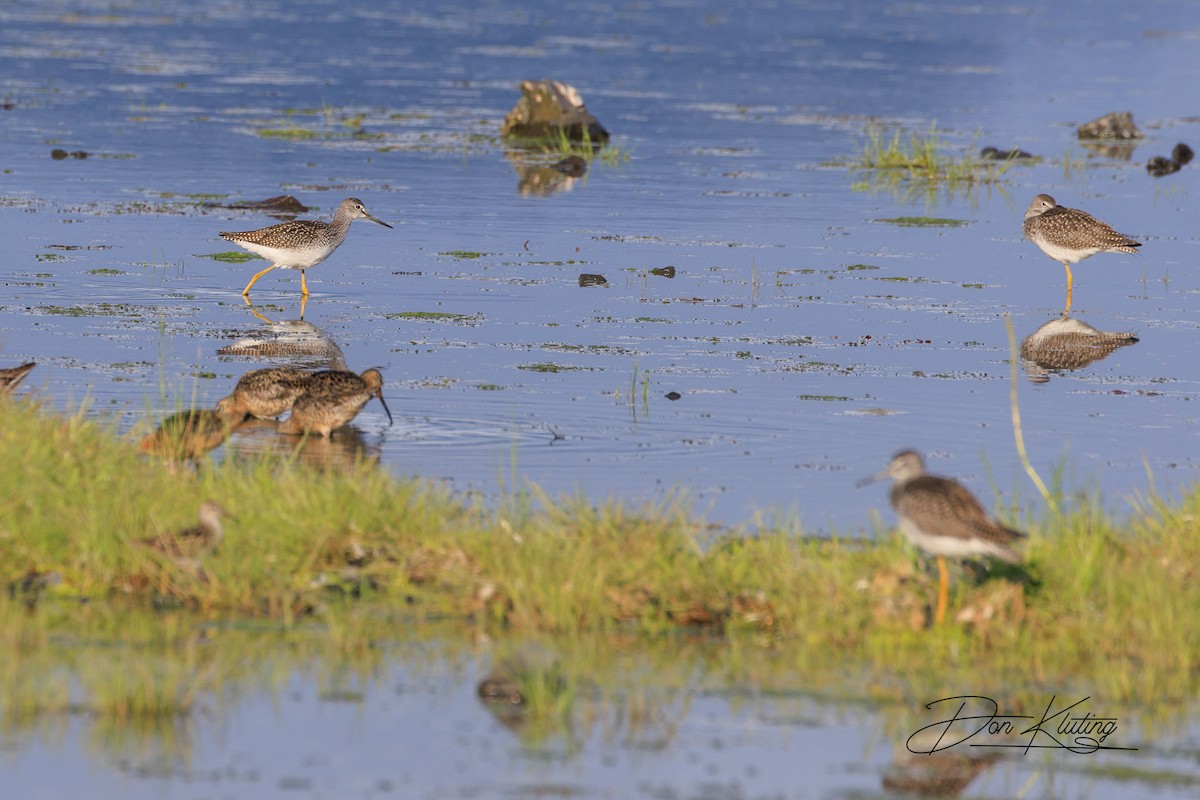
left=138, top=409, right=243, bottom=460
left=215, top=367, right=314, bottom=421
left=859, top=450, right=1025, bottom=625
left=0, top=362, right=35, bottom=393
left=1023, top=194, right=1140, bottom=311
left=220, top=198, right=392, bottom=299
left=279, top=368, right=392, bottom=438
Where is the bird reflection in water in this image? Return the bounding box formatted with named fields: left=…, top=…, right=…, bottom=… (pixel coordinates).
left=227, top=417, right=381, bottom=473
left=882, top=749, right=1003, bottom=796
left=220, top=304, right=347, bottom=370
left=1020, top=316, right=1138, bottom=384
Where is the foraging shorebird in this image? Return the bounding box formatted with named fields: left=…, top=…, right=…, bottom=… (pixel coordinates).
left=220, top=197, right=392, bottom=299
left=859, top=450, right=1024, bottom=625
left=1023, top=194, right=1140, bottom=312
left=215, top=367, right=314, bottom=421
left=138, top=409, right=242, bottom=460
left=278, top=368, right=392, bottom=438
left=0, top=362, right=36, bottom=393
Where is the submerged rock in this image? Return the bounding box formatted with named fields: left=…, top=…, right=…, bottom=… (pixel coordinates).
left=501, top=79, right=609, bottom=144
left=1147, top=156, right=1180, bottom=177
left=551, top=154, right=588, bottom=177
left=1077, top=111, right=1143, bottom=140
left=980, top=146, right=1034, bottom=160
left=223, top=195, right=309, bottom=214
left=1147, top=142, right=1193, bottom=177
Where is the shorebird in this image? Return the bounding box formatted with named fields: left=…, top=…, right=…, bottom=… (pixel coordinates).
left=278, top=368, right=392, bottom=438
left=139, top=409, right=242, bottom=459
left=0, top=362, right=35, bottom=393
left=220, top=197, right=392, bottom=299
left=139, top=500, right=230, bottom=573
left=215, top=367, right=314, bottom=421
left=1023, top=194, right=1140, bottom=311
left=859, top=450, right=1024, bottom=625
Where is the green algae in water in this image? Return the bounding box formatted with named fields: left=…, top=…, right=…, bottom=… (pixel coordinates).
left=438, top=250, right=489, bottom=259
left=387, top=311, right=483, bottom=323
left=874, top=217, right=971, bottom=227
left=518, top=362, right=593, bottom=373
left=199, top=251, right=264, bottom=263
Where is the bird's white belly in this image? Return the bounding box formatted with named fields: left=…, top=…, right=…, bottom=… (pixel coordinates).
left=899, top=518, right=993, bottom=558
left=238, top=242, right=336, bottom=270
left=1031, top=238, right=1101, bottom=265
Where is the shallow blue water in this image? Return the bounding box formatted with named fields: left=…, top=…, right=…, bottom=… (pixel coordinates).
left=4, top=0, right=1200, bottom=532
left=4, top=2, right=1200, bottom=794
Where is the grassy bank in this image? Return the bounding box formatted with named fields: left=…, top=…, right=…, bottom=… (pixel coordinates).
left=2, top=395, right=1199, bottom=706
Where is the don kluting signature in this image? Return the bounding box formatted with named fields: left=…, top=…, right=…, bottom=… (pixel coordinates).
left=907, top=695, right=1138, bottom=755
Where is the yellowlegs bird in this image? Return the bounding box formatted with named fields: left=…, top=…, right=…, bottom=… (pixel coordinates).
left=1023, top=194, right=1140, bottom=311
left=278, top=368, right=392, bottom=438
left=139, top=500, right=230, bottom=573
left=859, top=450, right=1024, bottom=625
left=216, top=367, right=314, bottom=421
left=0, top=362, right=35, bottom=393
left=220, top=197, right=392, bottom=299
left=139, top=409, right=243, bottom=459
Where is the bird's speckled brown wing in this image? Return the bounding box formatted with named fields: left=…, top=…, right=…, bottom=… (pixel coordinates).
left=892, top=475, right=1024, bottom=558
left=1028, top=205, right=1141, bottom=253
left=220, top=219, right=326, bottom=245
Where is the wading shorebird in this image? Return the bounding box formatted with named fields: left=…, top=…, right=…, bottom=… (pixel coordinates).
left=858, top=450, right=1025, bottom=625
left=0, top=362, right=36, bottom=393
left=278, top=368, right=392, bottom=438
left=1023, top=194, right=1140, bottom=312
left=138, top=409, right=243, bottom=460
left=220, top=197, right=392, bottom=300
left=215, top=367, right=314, bottom=422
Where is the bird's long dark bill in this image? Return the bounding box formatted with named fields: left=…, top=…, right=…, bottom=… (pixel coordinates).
left=375, top=391, right=394, bottom=425
left=855, top=470, right=888, bottom=489
left=366, top=213, right=393, bottom=229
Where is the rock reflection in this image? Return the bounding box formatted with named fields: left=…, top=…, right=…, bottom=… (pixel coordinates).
left=219, top=306, right=346, bottom=370
left=504, top=148, right=588, bottom=196
left=1020, top=315, right=1138, bottom=383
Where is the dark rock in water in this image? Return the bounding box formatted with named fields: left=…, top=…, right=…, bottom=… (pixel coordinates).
left=650, top=266, right=676, bottom=278
left=50, top=149, right=88, bottom=159
left=501, top=79, right=609, bottom=144
left=664, top=391, right=682, bottom=401
left=1147, top=156, right=1181, bottom=177
left=578, top=273, right=608, bottom=287
left=980, top=146, right=1034, bottom=160
left=1077, top=111, right=1143, bottom=140
left=551, top=155, right=588, bottom=177
left=224, top=195, right=309, bottom=214
left=1146, top=143, right=1193, bottom=177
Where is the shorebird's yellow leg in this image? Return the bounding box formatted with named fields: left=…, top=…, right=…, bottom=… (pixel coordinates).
left=1062, top=262, right=1074, bottom=315
left=935, top=556, right=949, bottom=625
left=298, top=293, right=308, bottom=321
left=300, top=269, right=309, bottom=297
left=242, top=264, right=280, bottom=296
